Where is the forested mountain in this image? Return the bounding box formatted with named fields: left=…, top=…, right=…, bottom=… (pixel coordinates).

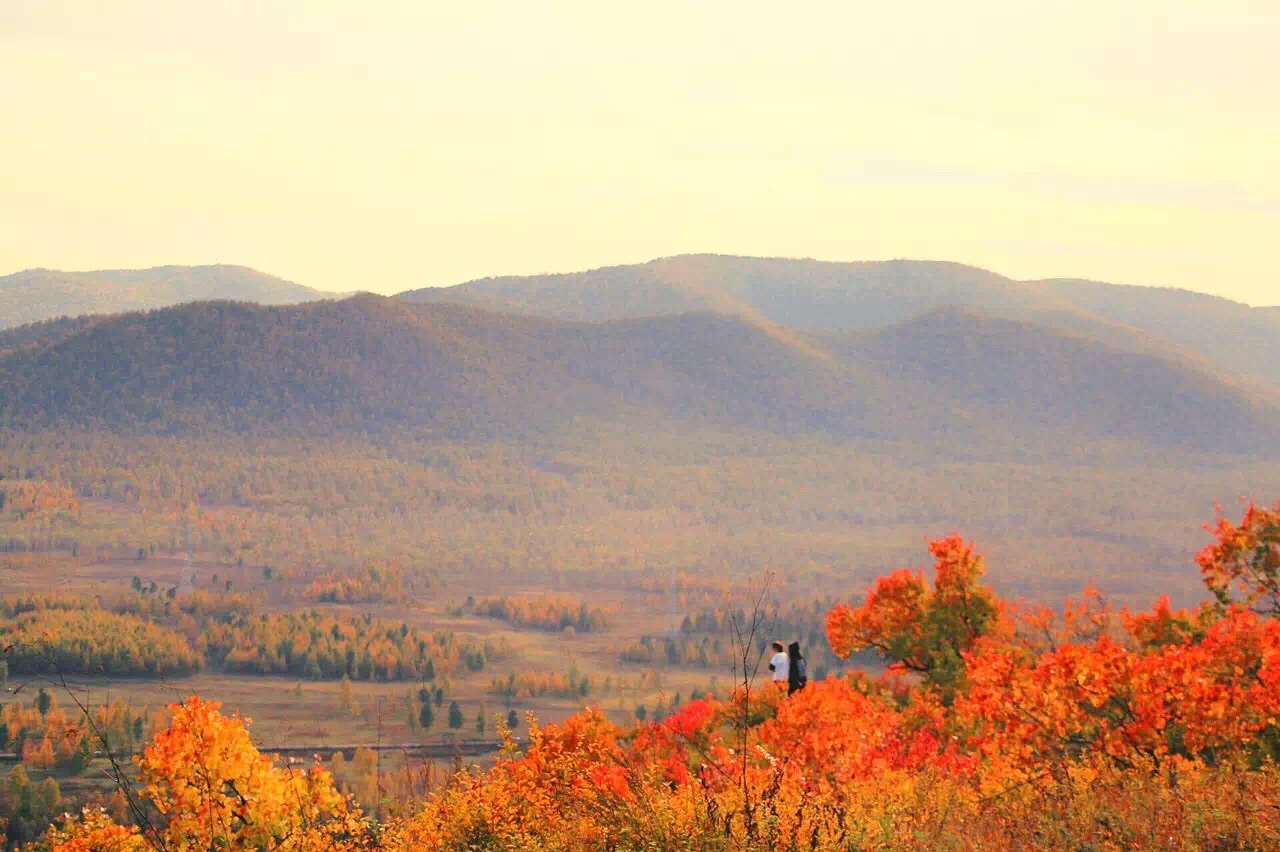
left=1, top=295, right=1276, bottom=455
left=0, top=314, right=105, bottom=356
left=1034, top=277, right=1280, bottom=391
left=401, top=255, right=1280, bottom=391
left=845, top=307, right=1280, bottom=451
left=0, top=265, right=330, bottom=329
left=0, top=297, right=923, bottom=441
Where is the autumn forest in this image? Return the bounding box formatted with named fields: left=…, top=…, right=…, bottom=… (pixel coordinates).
left=1, top=257, right=1279, bottom=849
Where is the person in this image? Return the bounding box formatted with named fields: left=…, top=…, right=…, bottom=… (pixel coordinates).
left=786, top=641, right=807, bottom=696
left=767, top=640, right=788, bottom=689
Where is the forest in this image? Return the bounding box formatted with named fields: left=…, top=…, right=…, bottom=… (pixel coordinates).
left=0, top=591, right=503, bottom=684
left=1, top=287, right=1278, bottom=849
left=6, top=501, right=1277, bottom=850
left=2, top=417, right=1278, bottom=848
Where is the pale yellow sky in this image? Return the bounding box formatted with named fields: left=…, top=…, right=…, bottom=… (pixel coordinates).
left=2, top=1, right=1278, bottom=304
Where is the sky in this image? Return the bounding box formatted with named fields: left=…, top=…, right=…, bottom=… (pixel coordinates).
left=2, top=1, right=1278, bottom=305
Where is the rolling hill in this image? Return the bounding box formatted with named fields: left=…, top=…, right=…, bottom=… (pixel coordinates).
left=0, top=265, right=331, bottom=329
left=0, top=314, right=106, bottom=357
left=400, top=255, right=1280, bottom=392
left=1, top=295, right=1276, bottom=456
left=0, top=297, right=917, bottom=441
left=845, top=307, right=1280, bottom=452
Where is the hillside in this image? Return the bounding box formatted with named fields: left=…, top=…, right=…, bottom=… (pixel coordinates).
left=1, top=295, right=1276, bottom=456
left=845, top=307, right=1280, bottom=451
left=399, top=256, right=1034, bottom=327
left=0, top=297, right=927, bottom=441
left=0, top=264, right=331, bottom=329
left=401, top=255, right=1280, bottom=391
left=0, top=314, right=105, bottom=356
left=1033, top=277, right=1280, bottom=393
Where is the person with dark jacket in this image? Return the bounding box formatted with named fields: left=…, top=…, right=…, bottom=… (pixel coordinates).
left=786, top=642, right=807, bottom=696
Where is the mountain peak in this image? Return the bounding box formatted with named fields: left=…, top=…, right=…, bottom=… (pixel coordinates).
left=0, top=265, right=331, bottom=329
left=400, top=255, right=1279, bottom=392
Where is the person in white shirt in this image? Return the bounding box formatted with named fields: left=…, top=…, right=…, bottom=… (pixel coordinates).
left=767, top=641, right=789, bottom=689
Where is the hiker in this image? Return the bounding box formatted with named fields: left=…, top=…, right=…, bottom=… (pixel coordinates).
left=787, top=641, right=807, bottom=696
left=767, top=640, right=789, bottom=689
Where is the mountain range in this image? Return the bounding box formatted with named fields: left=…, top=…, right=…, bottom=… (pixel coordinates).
left=1, top=291, right=1276, bottom=457
left=0, top=265, right=330, bottom=330
left=401, top=255, right=1280, bottom=393
left=1, top=254, right=1276, bottom=456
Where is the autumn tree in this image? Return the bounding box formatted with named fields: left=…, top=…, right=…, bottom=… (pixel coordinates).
left=46, top=696, right=368, bottom=849
left=827, top=534, right=999, bottom=696
left=1198, top=501, right=1280, bottom=616
left=339, top=675, right=356, bottom=715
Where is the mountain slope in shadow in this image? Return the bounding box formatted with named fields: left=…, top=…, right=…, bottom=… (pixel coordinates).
left=1, top=296, right=1276, bottom=456
left=843, top=306, right=1280, bottom=452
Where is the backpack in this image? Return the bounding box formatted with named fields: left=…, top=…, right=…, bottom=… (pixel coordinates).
left=791, top=658, right=808, bottom=690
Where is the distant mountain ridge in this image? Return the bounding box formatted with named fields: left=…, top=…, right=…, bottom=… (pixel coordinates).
left=0, top=265, right=331, bottom=329
left=1, top=295, right=1276, bottom=456
left=849, top=306, right=1278, bottom=451
left=400, top=255, right=1280, bottom=392
left=10, top=257, right=1273, bottom=397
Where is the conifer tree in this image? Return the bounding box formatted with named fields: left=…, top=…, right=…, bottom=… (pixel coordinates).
left=35, top=777, right=61, bottom=822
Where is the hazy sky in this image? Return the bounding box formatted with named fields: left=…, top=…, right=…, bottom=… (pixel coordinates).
left=3, top=1, right=1278, bottom=304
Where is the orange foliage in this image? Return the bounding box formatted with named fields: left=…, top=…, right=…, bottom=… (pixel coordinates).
left=40, top=507, right=1280, bottom=850
left=476, top=593, right=611, bottom=632
left=42, top=697, right=370, bottom=851
left=307, top=560, right=408, bottom=604
left=489, top=669, right=593, bottom=700
left=826, top=534, right=999, bottom=692
left=1198, top=500, right=1280, bottom=615
left=4, top=480, right=80, bottom=520
left=0, top=607, right=199, bottom=676
left=195, top=610, right=505, bottom=680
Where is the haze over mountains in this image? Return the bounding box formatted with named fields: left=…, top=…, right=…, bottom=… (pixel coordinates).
left=3, top=254, right=1278, bottom=608
left=2, top=253, right=1277, bottom=456
left=401, top=255, right=1280, bottom=393
left=0, top=264, right=331, bottom=330
left=1, top=292, right=1277, bottom=457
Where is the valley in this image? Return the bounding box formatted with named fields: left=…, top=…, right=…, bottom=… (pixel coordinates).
left=1, top=255, right=1277, bottom=839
